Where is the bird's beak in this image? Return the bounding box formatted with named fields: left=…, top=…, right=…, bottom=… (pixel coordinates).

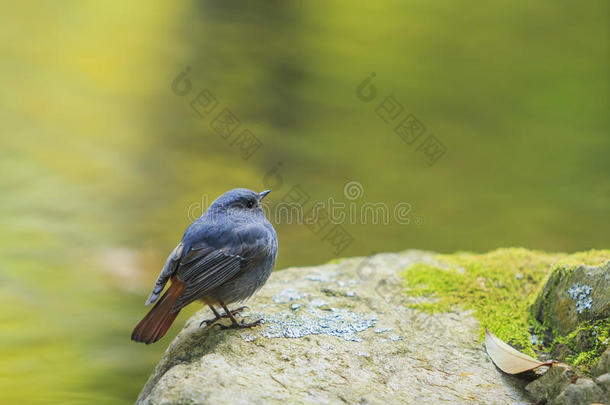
left=258, top=190, right=271, bottom=200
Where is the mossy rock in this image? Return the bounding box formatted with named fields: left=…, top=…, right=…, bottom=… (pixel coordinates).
left=528, top=260, right=610, bottom=376
left=402, top=249, right=610, bottom=374
left=532, top=261, right=610, bottom=336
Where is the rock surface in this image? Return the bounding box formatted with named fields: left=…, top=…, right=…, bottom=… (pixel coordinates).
left=136, top=251, right=531, bottom=404
left=532, top=261, right=610, bottom=336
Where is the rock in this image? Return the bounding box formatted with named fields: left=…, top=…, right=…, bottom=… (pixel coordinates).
left=553, top=375, right=606, bottom=405
left=593, top=347, right=610, bottom=377
left=525, top=364, right=610, bottom=405
left=532, top=261, right=610, bottom=335
left=525, top=364, right=578, bottom=403
left=136, top=251, right=530, bottom=404
left=596, top=372, right=610, bottom=392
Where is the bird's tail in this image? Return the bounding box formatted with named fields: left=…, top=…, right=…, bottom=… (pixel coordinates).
left=131, top=279, right=185, bottom=344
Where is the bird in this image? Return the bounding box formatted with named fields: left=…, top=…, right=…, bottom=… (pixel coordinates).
left=131, top=188, right=278, bottom=344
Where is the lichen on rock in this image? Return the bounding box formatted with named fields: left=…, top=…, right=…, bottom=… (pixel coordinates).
left=532, top=261, right=610, bottom=337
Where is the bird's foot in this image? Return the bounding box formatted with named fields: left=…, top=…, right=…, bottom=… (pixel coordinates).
left=217, top=318, right=262, bottom=330
left=199, top=306, right=249, bottom=328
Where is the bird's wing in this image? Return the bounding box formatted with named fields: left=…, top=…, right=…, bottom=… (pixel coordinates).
left=145, top=221, right=273, bottom=310
left=145, top=242, right=186, bottom=305
left=173, top=222, right=275, bottom=310
left=172, top=245, right=247, bottom=309
left=145, top=242, right=244, bottom=309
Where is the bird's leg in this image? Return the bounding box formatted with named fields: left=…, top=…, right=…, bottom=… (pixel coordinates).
left=210, top=305, right=222, bottom=318
left=199, top=305, right=224, bottom=327
left=199, top=304, right=249, bottom=327
left=218, top=301, right=262, bottom=329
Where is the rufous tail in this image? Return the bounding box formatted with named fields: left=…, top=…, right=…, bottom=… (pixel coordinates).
left=131, top=279, right=185, bottom=344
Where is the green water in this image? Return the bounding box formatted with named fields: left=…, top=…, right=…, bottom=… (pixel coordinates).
left=1, top=1, right=608, bottom=403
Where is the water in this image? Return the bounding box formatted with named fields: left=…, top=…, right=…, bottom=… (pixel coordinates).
left=1, top=1, right=608, bottom=403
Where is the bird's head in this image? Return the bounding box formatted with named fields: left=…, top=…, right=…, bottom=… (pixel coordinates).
left=208, top=188, right=271, bottom=221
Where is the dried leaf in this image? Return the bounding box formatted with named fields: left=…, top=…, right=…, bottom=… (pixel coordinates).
left=484, top=328, right=554, bottom=374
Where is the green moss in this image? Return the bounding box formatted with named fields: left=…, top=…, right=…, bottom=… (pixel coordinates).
left=401, top=248, right=610, bottom=358
left=552, top=319, right=610, bottom=373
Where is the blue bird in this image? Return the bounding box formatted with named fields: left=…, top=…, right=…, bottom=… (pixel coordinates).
left=132, top=188, right=278, bottom=344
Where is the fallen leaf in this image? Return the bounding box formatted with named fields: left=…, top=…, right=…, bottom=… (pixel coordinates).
left=460, top=372, right=474, bottom=377
left=484, top=328, right=555, bottom=374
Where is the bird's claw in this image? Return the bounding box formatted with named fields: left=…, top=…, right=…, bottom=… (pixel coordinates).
left=228, top=306, right=248, bottom=316
left=199, top=318, right=219, bottom=328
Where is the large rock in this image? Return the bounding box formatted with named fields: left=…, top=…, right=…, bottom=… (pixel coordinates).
left=136, top=251, right=530, bottom=404
left=532, top=261, right=610, bottom=336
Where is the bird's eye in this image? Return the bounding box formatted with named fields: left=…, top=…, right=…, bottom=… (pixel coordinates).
left=246, top=200, right=254, bottom=209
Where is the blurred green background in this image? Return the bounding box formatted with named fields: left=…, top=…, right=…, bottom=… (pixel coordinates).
left=1, top=1, right=608, bottom=403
